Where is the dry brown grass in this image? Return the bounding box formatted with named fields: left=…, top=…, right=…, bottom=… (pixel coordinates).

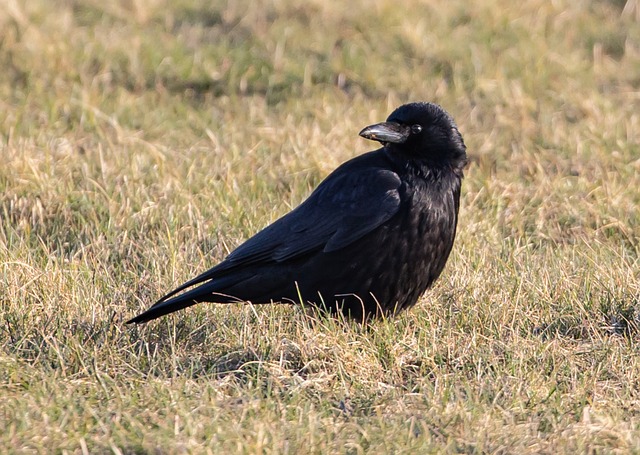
left=2, top=0, right=640, bottom=452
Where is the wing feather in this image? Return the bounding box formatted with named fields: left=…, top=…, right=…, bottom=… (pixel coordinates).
left=223, top=168, right=402, bottom=265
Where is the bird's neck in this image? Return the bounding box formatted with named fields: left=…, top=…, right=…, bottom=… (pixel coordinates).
left=383, top=149, right=462, bottom=182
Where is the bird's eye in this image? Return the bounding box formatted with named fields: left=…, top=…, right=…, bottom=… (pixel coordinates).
left=411, top=124, right=422, bottom=134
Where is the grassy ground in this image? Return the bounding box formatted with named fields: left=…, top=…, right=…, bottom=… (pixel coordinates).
left=2, top=0, right=640, bottom=452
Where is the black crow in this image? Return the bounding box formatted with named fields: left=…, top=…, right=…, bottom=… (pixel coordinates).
left=127, top=102, right=467, bottom=324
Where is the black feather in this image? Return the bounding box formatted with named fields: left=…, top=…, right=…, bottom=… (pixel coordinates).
left=127, top=102, right=467, bottom=324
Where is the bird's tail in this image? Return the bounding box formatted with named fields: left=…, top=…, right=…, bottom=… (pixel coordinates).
left=126, top=279, right=241, bottom=324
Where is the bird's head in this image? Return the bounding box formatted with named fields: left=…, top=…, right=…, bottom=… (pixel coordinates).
left=359, top=102, right=467, bottom=172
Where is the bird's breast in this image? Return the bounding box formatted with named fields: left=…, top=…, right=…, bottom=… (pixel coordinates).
left=374, top=174, right=460, bottom=312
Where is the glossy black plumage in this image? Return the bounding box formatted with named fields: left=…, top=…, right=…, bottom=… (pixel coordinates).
left=127, top=102, right=467, bottom=324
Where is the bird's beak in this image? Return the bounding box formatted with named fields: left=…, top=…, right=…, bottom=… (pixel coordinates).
left=359, top=122, right=411, bottom=144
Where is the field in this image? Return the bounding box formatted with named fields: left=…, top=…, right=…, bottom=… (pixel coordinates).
left=2, top=0, right=640, bottom=452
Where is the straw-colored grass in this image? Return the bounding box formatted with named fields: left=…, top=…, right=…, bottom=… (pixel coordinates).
left=2, top=0, right=640, bottom=452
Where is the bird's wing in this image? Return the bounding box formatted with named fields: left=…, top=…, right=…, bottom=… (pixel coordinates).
left=145, top=167, right=402, bottom=306
left=224, top=167, right=403, bottom=264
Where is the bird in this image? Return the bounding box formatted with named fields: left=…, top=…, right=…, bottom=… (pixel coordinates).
left=127, top=102, right=467, bottom=324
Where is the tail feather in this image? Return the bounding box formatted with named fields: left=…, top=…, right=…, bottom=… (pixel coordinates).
left=152, top=265, right=224, bottom=305
left=126, top=280, right=241, bottom=324
left=127, top=266, right=295, bottom=324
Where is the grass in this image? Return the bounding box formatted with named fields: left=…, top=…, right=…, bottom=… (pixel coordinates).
left=2, top=0, right=640, bottom=452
